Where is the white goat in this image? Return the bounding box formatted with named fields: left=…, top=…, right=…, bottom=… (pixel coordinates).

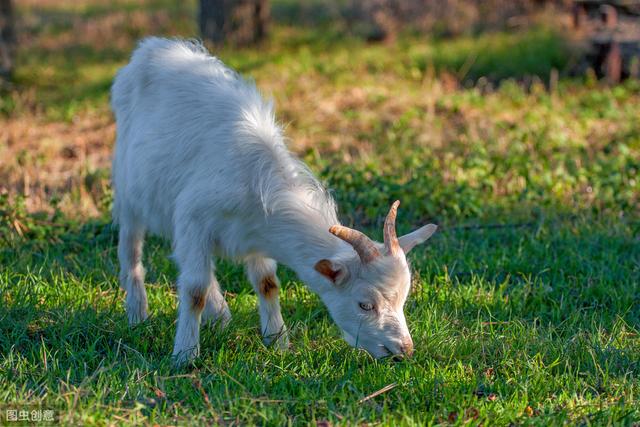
left=111, top=37, right=437, bottom=363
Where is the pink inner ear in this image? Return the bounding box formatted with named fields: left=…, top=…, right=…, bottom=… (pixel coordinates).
left=314, top=259, right=339, bottom=282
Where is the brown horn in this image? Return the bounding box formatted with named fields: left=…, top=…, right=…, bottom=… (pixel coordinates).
left=384, top=200, right=401, bottom=255
left=329, top=225, right=380, bottom=263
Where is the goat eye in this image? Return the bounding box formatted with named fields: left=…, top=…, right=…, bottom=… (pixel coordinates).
left=359, top=302, right=374, bottom=311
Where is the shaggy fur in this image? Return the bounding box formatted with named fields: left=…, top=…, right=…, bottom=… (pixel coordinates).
left=111, top=37, right=437, bottom=363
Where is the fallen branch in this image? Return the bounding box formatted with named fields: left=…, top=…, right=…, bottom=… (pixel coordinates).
left=358, top=383, right=398, bottom=404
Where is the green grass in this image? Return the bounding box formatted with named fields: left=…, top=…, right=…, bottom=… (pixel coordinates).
left=2, top=0, right=640, bottom=425
left=1, top=208, right=639, bottom=425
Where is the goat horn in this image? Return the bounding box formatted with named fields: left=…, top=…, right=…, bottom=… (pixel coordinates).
left=329, top=225, right=380, bottom=264
left=384, top=200, right=401, bottom=256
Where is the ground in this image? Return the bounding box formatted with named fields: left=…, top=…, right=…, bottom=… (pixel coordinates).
left=0, top=0, right=639, bottom=425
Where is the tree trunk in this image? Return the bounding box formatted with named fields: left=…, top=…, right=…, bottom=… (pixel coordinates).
left=199, top=0, right=269, bottom=46
left=0, top=0, right=14, bottom=81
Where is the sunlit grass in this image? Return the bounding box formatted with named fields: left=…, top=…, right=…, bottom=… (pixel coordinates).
left=1, top=214, right=638, bottom=425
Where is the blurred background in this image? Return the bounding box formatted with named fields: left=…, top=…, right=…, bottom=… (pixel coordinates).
left=0, top=0, right=638, bottom=230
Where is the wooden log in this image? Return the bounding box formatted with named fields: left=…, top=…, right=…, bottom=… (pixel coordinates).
left=199, top=0, right=270, bottom=46
left=573, top=3, right=588, bottom=29
left=599, top=4, right=618, bottom=28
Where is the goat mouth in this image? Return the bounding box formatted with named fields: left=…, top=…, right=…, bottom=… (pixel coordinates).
left=381, top=345, right=407, bottom=362
left=380, top=345, right=394, bottom=358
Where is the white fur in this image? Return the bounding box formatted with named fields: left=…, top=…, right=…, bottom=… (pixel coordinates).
left=111, top=37, right=436, bottom=363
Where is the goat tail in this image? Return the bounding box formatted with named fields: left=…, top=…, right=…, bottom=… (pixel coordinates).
left=110, top=38, right=163, bottom=123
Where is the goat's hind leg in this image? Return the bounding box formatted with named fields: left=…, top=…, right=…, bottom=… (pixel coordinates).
left=201, top=273, right=231, bottom=329
left=118, top=224, right=148, bottom=325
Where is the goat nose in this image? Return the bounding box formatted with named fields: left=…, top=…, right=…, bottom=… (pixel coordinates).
left=401, top=338, right=414, bottom=357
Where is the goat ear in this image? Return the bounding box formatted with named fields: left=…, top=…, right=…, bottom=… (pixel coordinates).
left=314, top=259, right=348, bottom=285
left=398, top=224, right=437, bottom=254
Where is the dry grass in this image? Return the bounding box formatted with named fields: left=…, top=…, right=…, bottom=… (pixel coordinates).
left=0, top=113, right=113, bottom=214
left=2, top=0, right=637, bottom=222
left=2, top=0, right=194, bottom=216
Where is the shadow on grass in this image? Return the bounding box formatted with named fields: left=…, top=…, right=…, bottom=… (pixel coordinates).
left=2, top=211, right=638, bottom=359
left=0, top=210, right=638, bottom=427
left=0, top=218, right=295, bottom=368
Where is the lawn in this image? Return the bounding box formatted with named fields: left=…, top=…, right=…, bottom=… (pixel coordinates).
left=1, top=0, right=639, bottom=425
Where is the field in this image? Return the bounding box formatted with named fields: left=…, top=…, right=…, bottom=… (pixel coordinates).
left=1, top=0, right=639, bottom=425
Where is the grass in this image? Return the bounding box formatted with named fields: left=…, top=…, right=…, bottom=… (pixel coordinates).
left=1, top=208, right=639, bottom=425
left=1, top=0, right=640, bottom=425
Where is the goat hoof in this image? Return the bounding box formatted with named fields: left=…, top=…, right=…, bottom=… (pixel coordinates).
left=264, top=330, right=289, bottom=351
left=202, top=306, right=231, bottom=330
left=127, top=303, right=148, bottom=326
left=172, top=346, right=199, bottom=366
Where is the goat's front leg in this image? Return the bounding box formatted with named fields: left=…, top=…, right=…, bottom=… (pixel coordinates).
left=245, top=256, right=288, bottom=350
left=172, top=233, right=217, bottom=364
